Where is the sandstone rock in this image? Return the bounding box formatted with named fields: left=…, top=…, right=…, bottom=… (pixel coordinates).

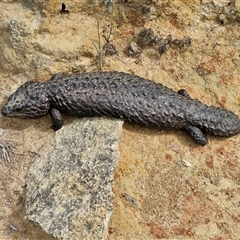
left=26, top=118, right=123, bottom=240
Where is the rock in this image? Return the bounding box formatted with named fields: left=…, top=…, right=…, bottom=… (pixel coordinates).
left=137, top=28, right=158, bottom=47
left=200, top=0, right=238, bottom=22
left=26, top=118, right=123, bottom=240
left=127, top=41, right=142, bottom=57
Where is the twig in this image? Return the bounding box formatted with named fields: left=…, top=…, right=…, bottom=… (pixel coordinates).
left=0, top=143, right=15, bottom=164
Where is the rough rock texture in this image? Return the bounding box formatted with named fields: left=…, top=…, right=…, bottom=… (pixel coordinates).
left=26, top=118, right=123, bottom=239
left=0, top=0, right=240, bottom=240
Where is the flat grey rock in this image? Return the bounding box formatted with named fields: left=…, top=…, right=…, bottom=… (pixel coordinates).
left=26, top=118, right=123, bottom=239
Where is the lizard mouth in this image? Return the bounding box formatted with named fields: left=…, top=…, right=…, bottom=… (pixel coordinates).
left=1, top=103, right=50, bottom=119
left=1, top=105, right=9, bottom=116
left=1, top=104, right=26, bottom=118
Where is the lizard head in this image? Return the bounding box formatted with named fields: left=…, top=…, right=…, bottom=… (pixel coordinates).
left=2, top=81, right=50, bottom=118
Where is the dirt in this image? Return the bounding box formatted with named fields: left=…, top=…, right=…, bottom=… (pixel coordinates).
left=0, top=0, right=240, bottom=239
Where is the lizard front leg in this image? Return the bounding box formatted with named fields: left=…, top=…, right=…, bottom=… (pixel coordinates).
left=50, top=108, right=63, bottom=131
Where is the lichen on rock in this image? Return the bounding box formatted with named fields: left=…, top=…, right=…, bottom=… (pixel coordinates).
left=26, top=118, right=123, bottom=240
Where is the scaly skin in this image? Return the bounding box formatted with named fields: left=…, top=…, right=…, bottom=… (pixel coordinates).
left=2, top=71, right=240, bottom=145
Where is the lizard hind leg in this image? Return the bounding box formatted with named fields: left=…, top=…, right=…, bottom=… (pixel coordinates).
left=178, top=89, right=192, bottom=99
left=185, top=124, right=208, bottom=146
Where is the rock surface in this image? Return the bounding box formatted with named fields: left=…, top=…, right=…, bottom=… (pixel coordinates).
left=26, top=118, right=123, bottom=239
left=0, top=0, right=240, bottom=240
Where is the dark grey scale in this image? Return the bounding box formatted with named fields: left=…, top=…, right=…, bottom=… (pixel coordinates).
left=2, top=71, right=240, bottom=145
